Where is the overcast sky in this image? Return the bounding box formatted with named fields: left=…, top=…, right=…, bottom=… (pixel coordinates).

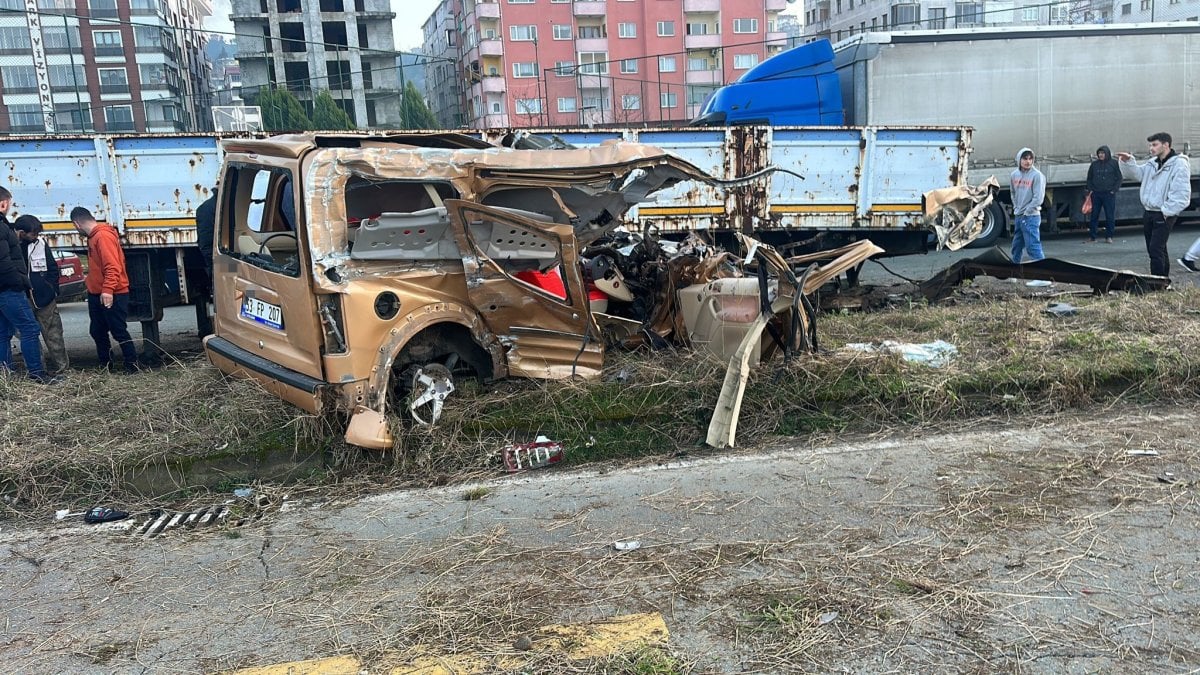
left=204, top=0, right=799, bottom=52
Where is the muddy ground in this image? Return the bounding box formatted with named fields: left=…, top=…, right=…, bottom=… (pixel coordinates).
left=2, top=406, right=1198, bottom=674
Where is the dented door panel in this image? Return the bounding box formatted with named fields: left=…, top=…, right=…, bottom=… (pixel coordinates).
left=445, top=199, right=603, bottom=379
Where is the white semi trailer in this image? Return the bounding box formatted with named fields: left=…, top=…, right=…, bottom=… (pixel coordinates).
left=834, top=23, right=1200, bottom=246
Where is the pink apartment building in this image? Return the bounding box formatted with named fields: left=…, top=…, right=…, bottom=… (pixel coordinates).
left=421, top=0, right=790, bottom=129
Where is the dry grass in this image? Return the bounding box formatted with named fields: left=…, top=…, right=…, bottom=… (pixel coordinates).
left=5, top=288, right=1200, bottom=520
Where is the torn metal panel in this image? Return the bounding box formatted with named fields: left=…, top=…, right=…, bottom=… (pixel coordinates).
left=919, top=247, right=1170, bottom=303
left=923, top=177, right=1001, bottom=251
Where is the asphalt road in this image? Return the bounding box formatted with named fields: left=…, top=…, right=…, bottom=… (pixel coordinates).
left=36, top=220, right=1200, bottom=367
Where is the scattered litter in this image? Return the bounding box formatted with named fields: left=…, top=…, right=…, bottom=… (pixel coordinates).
left=613, top=540, right=642, bottom=551
left=501, top=436, right=565, bottom=472
left=1025, top=279, right=1053, bottom=287
left=513, top=635, right=533, bottom=651
left=83, top=506, right=130, bottom=524
left=233, top=487, right=255, bottom=498
left=1158, top=472, right=1179, bottom=485
left=55, top=509, right=85, bottom=521
left=818, top=611, right=839, bottom=625
left=844, top=339, right=958, bottom=368
left=1044, top=302, right=1078, bottom=317
left=214, top=441, right=229, bottom=451
left=1126, top=449, right=1159, bottom=457
left=1002, top=394, right=1017, bottom=401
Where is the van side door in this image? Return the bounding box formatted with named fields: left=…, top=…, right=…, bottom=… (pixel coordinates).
left=444, top=199, right=603, bottom=379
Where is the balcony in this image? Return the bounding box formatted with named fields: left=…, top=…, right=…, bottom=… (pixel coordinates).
left=229, top=12, right=265, bottom=19
left=100, top=83, right=130, bottom=94
left=766, top=0, right=787, bottom=9
left=685, top=69, right=721, bottom=85
left=575, top=37, right=607, bottom=52
left=684, top=33, right=721, bottom=49
left=8, top=124, right=46, bottom=133
left=145, top=118, right=186, bottom=131
left=477, top=1, right=499, bottom=18
left=89, top=7, right=119, bottom=17
left=767, top=31, right=789, bottom=46
left=3, top=86, right=38, bottom=94
left=481, top=75, right=505, bottom=93
left=479, top=37, right=503, bottom=57
left=573, top=1, right=605, bottom=17
left=94, top=45, right=125, bottom=57
left=574, top=72, right=608, bottom=89
left=683, top=0, right=720, bottom=10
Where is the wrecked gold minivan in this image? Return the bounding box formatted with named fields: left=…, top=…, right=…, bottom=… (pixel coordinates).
left=202, top=133, right=711, bottom=449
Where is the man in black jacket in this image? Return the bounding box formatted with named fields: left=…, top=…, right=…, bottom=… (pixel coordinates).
left=14, top=215, right=69, bottom=374
left=0, top=186, right=50, bottom=383
left=1085, top=145, right=1122, bottom=243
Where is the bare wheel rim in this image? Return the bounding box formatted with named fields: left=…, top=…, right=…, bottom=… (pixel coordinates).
left=408, top=363, right=455, bottom=426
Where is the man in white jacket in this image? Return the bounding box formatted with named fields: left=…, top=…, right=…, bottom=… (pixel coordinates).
left=1117, top=132, right=1191, bottom=278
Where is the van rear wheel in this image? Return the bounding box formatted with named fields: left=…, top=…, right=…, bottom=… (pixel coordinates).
left=968, top=202, right=1007, bottom=248
left=406, top=363, right=455, bottom=426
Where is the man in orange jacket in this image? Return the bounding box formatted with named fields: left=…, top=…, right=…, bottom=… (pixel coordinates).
left=71, top=207, right=139, bottom=373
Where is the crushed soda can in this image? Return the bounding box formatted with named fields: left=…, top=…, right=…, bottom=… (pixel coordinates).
left=502, top=435, right=565, bottom=473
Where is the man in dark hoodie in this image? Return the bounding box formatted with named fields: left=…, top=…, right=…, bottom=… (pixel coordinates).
left=1118, top=132, right=1191, bottom=278
left=1085, top=145, right=1121, bottom=243
left=14, top=215, right=69, bottom=374
left=0, top=186, right=51, bottom=383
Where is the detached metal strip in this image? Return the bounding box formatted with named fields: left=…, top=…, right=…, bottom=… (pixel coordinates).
left=639, top=205, right=724, bottom=216
left=768, top=204, right=856, bottom=214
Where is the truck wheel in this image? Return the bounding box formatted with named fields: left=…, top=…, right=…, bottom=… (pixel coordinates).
left=968, top=202, right=1007, bottom=249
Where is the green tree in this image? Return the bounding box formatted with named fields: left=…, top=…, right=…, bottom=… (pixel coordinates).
left=255, top=87, right=312, bottom=132
left=399, top=81, right=439, bottom=130
left=312, top=90, right=356, bottom=130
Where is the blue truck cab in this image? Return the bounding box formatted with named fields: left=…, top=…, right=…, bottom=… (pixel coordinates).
left=692, top=39, right=845, bottom=127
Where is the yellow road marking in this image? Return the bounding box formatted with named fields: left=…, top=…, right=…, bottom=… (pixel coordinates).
left=227, top=612, right=668, bottom=675
left=229, top=655, right=362, bottom=675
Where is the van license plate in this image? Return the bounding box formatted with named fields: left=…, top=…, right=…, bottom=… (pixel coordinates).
left=240, top=296, right=283, bottom=330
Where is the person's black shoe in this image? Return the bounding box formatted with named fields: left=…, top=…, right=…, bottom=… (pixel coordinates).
left=1178, top=257, right=1198, bottom=273
left=29, top=373, right=63, bottom=385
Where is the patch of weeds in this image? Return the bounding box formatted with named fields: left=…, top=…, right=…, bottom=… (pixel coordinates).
left=87, top=641, right=132, bottom=664
left=598, top=645, right=688, bottom=674
left=463, top=486, right=491, bottom=501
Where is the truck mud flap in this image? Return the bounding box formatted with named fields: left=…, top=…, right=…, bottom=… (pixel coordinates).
left=203, top=336, right=327, bottom=414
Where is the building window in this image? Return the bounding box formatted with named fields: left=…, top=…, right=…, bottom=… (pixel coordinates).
left=620, top=58, right=638, bottom=74
left=509, top=25, right=536, bottom=41
left=104, top=104, right=135, bottom=131
left=552, top=24, right=571, bottom=40
left=98, top=67, right=129, bottom=94
left=515, top=98, right=542, bottom=114
left=658, top=56, right=676, bottom=72
left=49, top=64, right=86, bottom=91
left=929, top=7, right=946, bottom=27
left=134, top=25, right=164, bottom=49
left=618, top=22, right=636, bottom=38
left=733, top=18, right=759, bottom=33
left=955, top=2, right=983, bottom=25
left=558, top=97, right=577, bottom=112
left=1, top=66, right=37, bottom=93
left=93, top=30, right=123, bottom=56
left=8, top=104, right=44, bottom=132
left=578, top=25, right=605, bottom=38
left=733, top=54, right=759, bottom=69
left=687, top=84, right=718, bottom=106
left=1049, top=5, right=1069, bottom=21
left=687, top=57, right=708, bottom=71
left=89, top=0, right=118, bottom=17
left=686, top=22, right=710, bottom=35
left=56, top=104, right=92, bottom=131
left=0, top=27, right=32, bottom=52
left=512, top=62, right=537, bottom=78
left=508, top=0, right=533, bottom=3
left=491, top=101, right=502, bottom=114
left=43, top=25, right=81, bottom=52
left=621, top=94, right=640, bottom=110
left=1121, top=2, right=1132, bottom=13
left=554, top=60, right=574, bottom=76
left=1140, top=0, right=1151, bottom=8
left=1020, top=6, right=1038, bottom=20
left=582, top=94, right=610, bottom=110
left=660, top=92, right=677, bottom=108
left=578, top=52, right=609, bottom=75
left=890, top=4, right=919, bottom=27
left=657, top=21, right=675, bottom=36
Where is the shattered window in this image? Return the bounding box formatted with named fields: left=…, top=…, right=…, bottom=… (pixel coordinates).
left=345, top=178, right=460, bottom=261
left=222, top=163, right=301, bottom=277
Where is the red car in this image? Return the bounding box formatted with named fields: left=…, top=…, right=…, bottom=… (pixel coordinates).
left=53, top=250, right=86, bottom=301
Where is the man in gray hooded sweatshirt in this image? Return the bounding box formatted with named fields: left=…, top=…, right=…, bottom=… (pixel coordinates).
left=1010, top=147, right=1046, bottom=263
left=1117, top=132, right=1191, bottom=278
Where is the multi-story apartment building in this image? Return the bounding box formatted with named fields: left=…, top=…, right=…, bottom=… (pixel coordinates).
left=421, top=0, right=790, bottom=130
left=0, top=0, right=212, bottom=134
left=229, top=0, right=401, bottom=127
left=803, top=0, right=1125, bottom=42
